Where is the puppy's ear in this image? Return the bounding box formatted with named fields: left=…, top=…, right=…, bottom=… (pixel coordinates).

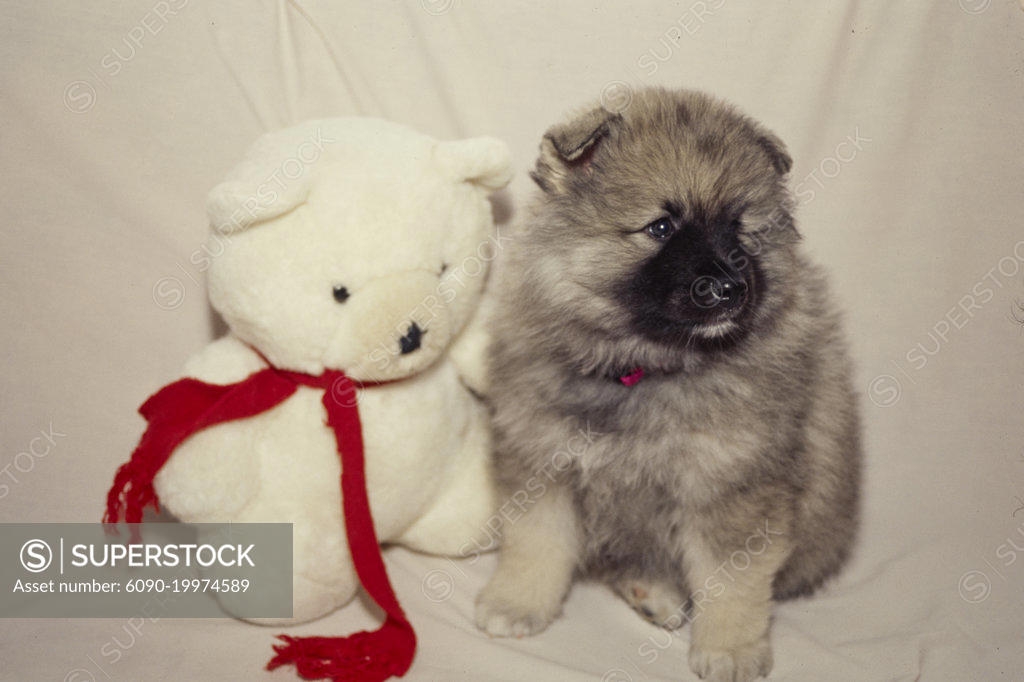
left=531, top=107, right=620, bottom=193
left=757, top=130, right=793, bottom=176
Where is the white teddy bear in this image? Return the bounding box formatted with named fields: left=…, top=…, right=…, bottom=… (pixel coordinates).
left=144, top=117, right=511, bottom=625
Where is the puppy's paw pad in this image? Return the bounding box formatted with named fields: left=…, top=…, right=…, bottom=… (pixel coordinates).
left=474, top=589, right=558, bottom=638
left=689, top=637, right=772, bottom=682
left=614, top=578, right=686, bottom=629
left=475, top=607, right=550, bottom=638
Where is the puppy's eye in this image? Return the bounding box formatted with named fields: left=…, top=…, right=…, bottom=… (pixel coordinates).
left=332, top=285, right=350, bottom=303
left=730, top=217, right=743, bottom=229
left=645, top=217, right=675, bottom=241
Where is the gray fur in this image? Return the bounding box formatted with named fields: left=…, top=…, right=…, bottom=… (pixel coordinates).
left=480, top=87, right=861, bottom=678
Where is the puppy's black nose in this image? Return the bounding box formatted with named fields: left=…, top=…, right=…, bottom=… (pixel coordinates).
left=398, top=322, right=425, bottom=355
left=716, top=277, right=748, bottom=305
left=692, top=266, right=748, bottom=309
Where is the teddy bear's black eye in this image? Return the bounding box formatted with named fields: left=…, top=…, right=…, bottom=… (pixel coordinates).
left=439, top=263, right=449, bottom=275
left=332, top=286, right=350, bottom=303
left=645, top=217, right=675, bottom=241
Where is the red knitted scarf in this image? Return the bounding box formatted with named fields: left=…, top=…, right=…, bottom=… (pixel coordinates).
left=104, top=365, right=416, bottom=682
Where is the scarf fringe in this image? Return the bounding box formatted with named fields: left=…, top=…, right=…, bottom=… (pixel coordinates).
left=267, top=620, right=415, bottom=682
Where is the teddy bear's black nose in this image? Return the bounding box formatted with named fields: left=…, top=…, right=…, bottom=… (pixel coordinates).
left=399, top=322, right=424, bottom=355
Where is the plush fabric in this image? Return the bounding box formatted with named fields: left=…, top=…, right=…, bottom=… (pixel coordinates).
left=110, top=116, right=509, bottom=640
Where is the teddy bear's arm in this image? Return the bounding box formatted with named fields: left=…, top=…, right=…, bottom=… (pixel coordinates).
left=396, top=401, right=498, bottom=556
left=446, top=292, right=492, bottom=396
left=152, top=335, right=267, bottom=522
left=181, top=334, right=268, bottom=384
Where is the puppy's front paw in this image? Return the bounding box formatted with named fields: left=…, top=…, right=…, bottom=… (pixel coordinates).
left=474, top=575, right=561, bottom=638
left=688, top=635, right=773, bottom=682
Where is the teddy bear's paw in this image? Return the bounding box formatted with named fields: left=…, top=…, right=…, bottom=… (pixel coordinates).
left=688, top=634, right=773, bottom=682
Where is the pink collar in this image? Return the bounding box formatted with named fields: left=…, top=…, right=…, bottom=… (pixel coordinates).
left=618, top=367, right=645, bottom=386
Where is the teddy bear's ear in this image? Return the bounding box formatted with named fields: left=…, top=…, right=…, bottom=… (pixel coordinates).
left=206, top=133, right=313, bottom=234
left=434, top=137, right=513, bottom=191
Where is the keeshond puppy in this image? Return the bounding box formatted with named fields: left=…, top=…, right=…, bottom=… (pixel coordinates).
left=475, top=88, right=860, bottom=681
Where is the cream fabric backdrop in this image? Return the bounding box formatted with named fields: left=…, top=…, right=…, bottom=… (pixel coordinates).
left=2, top=1, right=1022, bottom=680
